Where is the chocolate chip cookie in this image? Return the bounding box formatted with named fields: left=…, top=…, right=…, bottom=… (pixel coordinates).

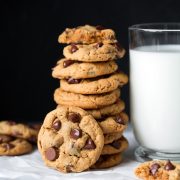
left=63, top=43, right=125, bottom=62
left=135, top=160, right=180, bottom=180
left=91, top=153, right=122, bottom=169
left=0, top=121, right=39, bottom=143
left=60, top=72, right=128, bottom=95
left=58, top=25, right=117, bottom=44
left=86, top=100, right=125, bottom=119
left=0, top=134, right=33, bottom=156
left=52, top=58, right=118, bottom=79
left=104, top=132, right=122, bottom=145
left=97, top=112, right=129, bottom=134
left=38, top=106, right=104, bottom=173
left=54, top=88, right=120, bottom=109
left=102, top=136, right=128, bottom=155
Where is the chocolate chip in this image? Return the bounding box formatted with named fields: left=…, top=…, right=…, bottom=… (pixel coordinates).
left=70, top=44, right=78, bottom=53
left=67, top=112, right=81, bottom=123
left=7, top=121, right=16, bottom=125
left=70, top=129, right=82, bottom=140
left=164, top=160, right=175, bottom=171
left=66, top=165, right=73, bottom=173
left=52, top=120, right=61, bottom=131
left=150, top=163, right=160, bottom=176
left=45, top=147, right=58, bottom=161
left=96, top=25, right=105, bottom=30
left=115, top=114, right=125, bottom=125
left=94, top=42, right=103, bottom=48
left=63, top=60, right=75, bottom=68
left=115, top=42, right=122, bottom=51
left=83, top=138, right=96, bottom=149
left=111, top=140, right=121, bottom=149
left=2, top=143, right=15, bottom=150
left=67, top=78, right=81, bottom=84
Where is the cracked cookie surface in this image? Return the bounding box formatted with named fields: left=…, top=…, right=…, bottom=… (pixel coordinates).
left=52, top=58, right=118, bottom=79
left=60, top=72, right=128, bottom=95
left=63, top=43, right=125, bottom=62
left=38, top=106, right=104, bottom=173
left=54, top=88, right=120, bottom=109
left=58, top=25, right=117, bottom=44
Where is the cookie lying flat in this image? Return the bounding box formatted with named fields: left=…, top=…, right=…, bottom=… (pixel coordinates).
left=104, top=132, right=122, bottom=145
left=135, top=160, right=180, bottom=180
left=38, top=106, right=104, bottom=173
left=60, top=72, right=128, bottom=95
left=91, top=153, right=122, bottom=169
left=0, top=121, right=39, bottom=143
left=52, top=58, right=118, bottom=79
left=54, top=88, right=120, bottom=109
left=102, top=136, right=128, bottom=155
left=86, top=100, right=125, bottom=119
left=0, top=135, right=33, bottom=156
left=63, top=43, right=125, bottom=62
left=58, top=25, right=117, bottom=44
left=98, top=112, right=129, bottom=134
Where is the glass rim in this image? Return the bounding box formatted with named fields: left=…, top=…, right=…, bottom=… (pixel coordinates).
left=129, top=22, right=180, bottom=32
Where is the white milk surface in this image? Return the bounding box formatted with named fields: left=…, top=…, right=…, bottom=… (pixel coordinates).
left=130, top=45, right=180, bottom=153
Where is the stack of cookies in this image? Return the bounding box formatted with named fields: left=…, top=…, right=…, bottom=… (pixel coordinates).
left=0, top=121, right=40, bottom=156
left=38, top=25, right=129, bottom=173
left=52, top=25, right=129, bottom=169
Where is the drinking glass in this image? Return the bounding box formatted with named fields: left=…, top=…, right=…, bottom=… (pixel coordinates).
left=129, top=23, right=180, bottom=162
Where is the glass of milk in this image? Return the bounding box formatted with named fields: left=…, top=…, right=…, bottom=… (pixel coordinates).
left=129, top=23, right=180, bottom=162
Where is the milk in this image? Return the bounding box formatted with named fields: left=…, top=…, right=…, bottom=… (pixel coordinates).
left=130, top=45, right=180, bottom=153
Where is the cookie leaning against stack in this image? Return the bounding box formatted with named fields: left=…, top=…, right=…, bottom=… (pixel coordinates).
left=38, top=25, right=129, bottom=173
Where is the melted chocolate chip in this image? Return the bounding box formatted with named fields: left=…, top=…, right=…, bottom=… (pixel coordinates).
left=2, top=143, right=15, bottom=150
left=96, top=25, right=105, bottom=30
left=70, top=44, right=78, bottom=53
left=63, top=60, right=75, bottom=68
left=115, top=114, right=125, bottom=125
left=52, top=120, right=61, bottom=131
left=67, top=112, right=81, bottom=123
left=150, top=163, right=160, bottom=176
left=115, top=42, right=122, bottom=51
left=67, top=77, right=81, bottom=84
left=164, top=160, right=175, bottom=171
left=45, top=147, right=58, bottom=161
left=111, top=140, right=121, bottom=149
left=94, top=42, right=103, bottom=48
left=70, top=129, right=82, bottom=140
left=29, top=135, right=37, bottom=143
left=83, top=138, right=96, bottom=149
left=66, top=165, right=73, bottom=173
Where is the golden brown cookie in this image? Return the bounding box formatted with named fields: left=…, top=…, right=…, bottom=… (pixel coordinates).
left=54, top=88, right=120, bottom=109
left=86, top=100, right=125, bottom=119
left=58, top=25, right=117, bottom=44
left=0, top=135, right=33, bottom=156
left=91, top=153, right=122, bottom=169
left=60, top=72, right=128, bottom=95
left=63, top=43, right=125, bottom=62
left=102, top=136, right=128, bottom=155
left=38, top=106, right=104, bottom=173
left=98, top=112, right=129, bottom=134
left=104, top=132, right=122, bottom=145
left=0, top=121, right=39, bottom=143
left=52, top=58, right=118, bottom=79
left=135, top=160, right=180, bottom=180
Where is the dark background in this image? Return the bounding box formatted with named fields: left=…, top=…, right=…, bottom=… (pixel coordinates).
left=1, top=0, right=180, bottom=122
